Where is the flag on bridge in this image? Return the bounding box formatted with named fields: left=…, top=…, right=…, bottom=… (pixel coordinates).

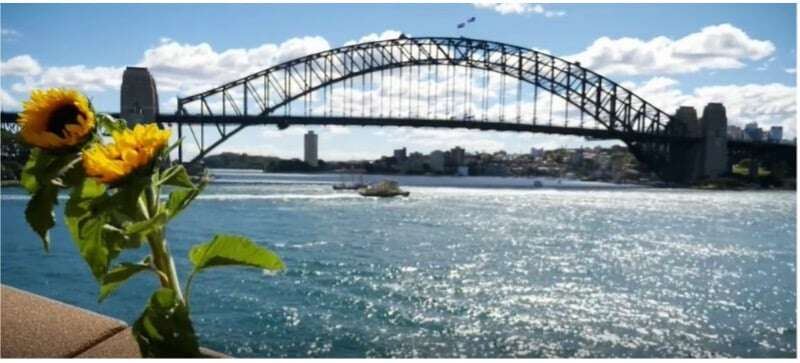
left=457, top=16, right=476, bottom=29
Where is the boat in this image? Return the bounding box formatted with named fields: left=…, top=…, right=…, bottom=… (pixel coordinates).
left=333, top=183, right=364, bottom=190
left=332, top=175, right=367, bottom=190
left=358, top=180, right=410, bottom=198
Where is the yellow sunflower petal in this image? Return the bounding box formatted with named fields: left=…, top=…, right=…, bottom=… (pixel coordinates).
left=17, top=88, right=96, bottom=150
left=82, top=123, right=171, bottom=185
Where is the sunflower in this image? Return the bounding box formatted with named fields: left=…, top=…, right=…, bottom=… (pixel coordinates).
left=18, top=88, right=96, bottom=150
left=83, top=124, right=171, bottom=184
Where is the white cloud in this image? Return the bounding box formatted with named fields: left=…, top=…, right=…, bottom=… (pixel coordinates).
left=13, top=65, right=123, bottom=93
left=755, top=56, right=776, bottom=71
left=474, top=2, right=565, bottom=17
left=260, top=124, right=348, bottom=140
left=1, top=55, right=42, bottom=77
left=323, top=125, right=351, bottom=135
left=1, top=35, right=332, bottom=110
left=1, top=28, right=21, bottom=41
left=0, top=89, right=19, bottom=111
left=2, top=55, right=121, bottom=93
left=384, top=128, right=506, bottom=152
left=568, top=23, right=775, bottom=76
left=626, top=77, right=796, bottom=138
left=344, top=30, right=404, bottom=46
left=786, top=68, right=796, bottom=74
left=262, top=125, right=308, bottom=139
left=138, top=36, right=330, bottom=95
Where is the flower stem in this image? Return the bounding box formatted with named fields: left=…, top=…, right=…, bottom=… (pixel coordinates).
left=148, top=233, right=184, bottom=303
left=145, top=180, right=185, bottom=304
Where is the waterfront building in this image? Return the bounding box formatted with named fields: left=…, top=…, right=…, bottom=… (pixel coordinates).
left=401, top=152, right=427, bottom=173
left=744, top=122, right=764, bottom=142
left=304, top=131, right=318, bottom=167
left=393, top=147, right=407, bottom=163
left=726, top=125, right=744, bottom=140
left=451, top=146, right=466, bottom=166
left=429, top=151, right=446, bottom=172
left=768, top=126, right=783, bottom=143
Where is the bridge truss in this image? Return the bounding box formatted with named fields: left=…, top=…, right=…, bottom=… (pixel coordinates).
left=174, top=36, right=694, bottom=171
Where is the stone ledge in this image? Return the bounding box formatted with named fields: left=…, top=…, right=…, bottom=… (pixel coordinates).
left=0, top=285, right=226, bottom=358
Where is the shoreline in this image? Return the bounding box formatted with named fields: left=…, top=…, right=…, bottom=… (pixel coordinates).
left=1, top=180, right=20, bottom=187
left=3, top=172, right=795, bottom=191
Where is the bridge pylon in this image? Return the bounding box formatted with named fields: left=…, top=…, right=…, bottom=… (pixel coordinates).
left=120, top=67, right=159, bottom=126
left=663, top=103, right=729, bottom=183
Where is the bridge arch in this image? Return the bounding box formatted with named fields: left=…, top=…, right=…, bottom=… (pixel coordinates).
left=176, top=36, right=691, bottom=174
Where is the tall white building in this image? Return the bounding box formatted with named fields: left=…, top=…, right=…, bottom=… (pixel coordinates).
left=304, top=131, right=318, bottom=167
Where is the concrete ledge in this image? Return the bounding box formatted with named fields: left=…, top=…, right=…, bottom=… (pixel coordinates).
left=76, top=328, right=141, bottom=358
left=0, top=285, right=226, bottom=358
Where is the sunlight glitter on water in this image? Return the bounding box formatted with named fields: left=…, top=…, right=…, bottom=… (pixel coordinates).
left=1, top=171, right=796, bottom=357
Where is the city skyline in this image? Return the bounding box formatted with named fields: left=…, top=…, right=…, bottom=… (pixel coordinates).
left=1, top=3, right=796, bottom=161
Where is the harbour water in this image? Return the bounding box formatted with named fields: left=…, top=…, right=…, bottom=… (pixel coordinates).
left=1, top=170, right=796, bottom=357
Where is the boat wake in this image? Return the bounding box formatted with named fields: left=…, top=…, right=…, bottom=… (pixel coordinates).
left=196, top=193, right=363, bottom=201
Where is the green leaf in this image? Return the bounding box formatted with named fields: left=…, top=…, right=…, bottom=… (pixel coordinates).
left=24, top=184, right=59, bottom=251
left=21, top=148, right=84, bottom=251
left=189, top=234, right=285, bottom=273
left=76, top=215, right=121, bottom=281
left=160, top=140, right=182, bottom=160
left=64, top=178, right=106, bottom=252
left=99, top=262, right=151, bottom=302
left=108, top=224, right=143, bottom=249
left=20, top=148, right=57, bottom=193
left=159, top=165, right=194, bottom=188
left=96, top=113, right=127, bottom=134
left=165, top=173, right=207, bottom=220
left=20, top=149, right=79, bottom=193
left=55, top=157, right=88, bottom=188
left=132, top=288, right=202, bottom=358
left=165, top=188, right=199, bottom=220
left=124, top=211, right=168, bottom=236
left=65, top=177, right=106, bottom=222
left=90, top=178, right=148, bottom=222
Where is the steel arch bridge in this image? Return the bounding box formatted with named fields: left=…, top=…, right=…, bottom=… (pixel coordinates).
left=173, top=36, right=696, bottom=178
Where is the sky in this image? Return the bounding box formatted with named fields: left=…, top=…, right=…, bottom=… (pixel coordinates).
left=1, top=2, right=796, bottom=161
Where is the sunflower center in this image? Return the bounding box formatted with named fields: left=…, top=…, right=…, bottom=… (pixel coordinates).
left=47, top=104, right=84, bottom=137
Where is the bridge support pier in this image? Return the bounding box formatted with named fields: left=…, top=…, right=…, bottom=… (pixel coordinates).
left=665, top=103, right=729, bottom=184
left=120, top=67, right=159, bottom=126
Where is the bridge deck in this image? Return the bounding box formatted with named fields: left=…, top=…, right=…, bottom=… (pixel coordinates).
left=3, top=112, right=792, bottom=150
left=1, top=112, right=697, bottom=143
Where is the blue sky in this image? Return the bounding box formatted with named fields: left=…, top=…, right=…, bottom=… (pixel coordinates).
left=1, top=3, right=796, bottom=160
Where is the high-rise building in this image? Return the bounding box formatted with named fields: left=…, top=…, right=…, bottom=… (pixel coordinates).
left=393, top=147, right=407, bottom=162
left=768, top=126, right=783, bottom=143
left=428, top=151, right=446, bottom=172
left=450, top=146, right=465, bottom=166
left=726, top=125, right=744, bottom=140
left=744, top=122, right=763, bottom=142
left=304, top=131, right=318, bottom=167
